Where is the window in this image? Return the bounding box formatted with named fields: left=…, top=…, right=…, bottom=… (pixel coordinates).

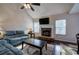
left=34, top=22, right=39, bottom=33
left=55, top=19, right=66, bottom=35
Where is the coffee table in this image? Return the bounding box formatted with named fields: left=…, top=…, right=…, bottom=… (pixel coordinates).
left=22, top=38, right=47, bottom=55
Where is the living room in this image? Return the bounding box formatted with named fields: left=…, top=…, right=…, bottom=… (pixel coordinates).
left=0, top=3, right=79, bottom=55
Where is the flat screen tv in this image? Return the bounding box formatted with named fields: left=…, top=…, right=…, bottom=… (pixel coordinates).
left=39, top=18, right=49, bottom=24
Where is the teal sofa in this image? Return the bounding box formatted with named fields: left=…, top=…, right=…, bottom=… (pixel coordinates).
left=0, top=40, right=23, bottom=55
left=0, top=31, right=29, bottom=55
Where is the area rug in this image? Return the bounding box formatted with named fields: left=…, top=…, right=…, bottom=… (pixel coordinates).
left=22, top=44, right=53, bottom=55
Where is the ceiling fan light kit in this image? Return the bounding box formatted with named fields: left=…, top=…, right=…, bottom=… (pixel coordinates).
left=27, top=4, right=31, bottom=8
left=23, top=4, right=30, bottom=9
left=23, top=4, right=27, bottom=8
left=21, top=3, right=40, bottom=11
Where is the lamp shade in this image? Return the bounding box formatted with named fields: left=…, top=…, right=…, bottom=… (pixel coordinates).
left=0, top=27, right=4, bottom=39
left=0, top=27, right=3, bottom=31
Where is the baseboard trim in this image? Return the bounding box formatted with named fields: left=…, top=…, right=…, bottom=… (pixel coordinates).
left=54, top=40, right=77, bottom=45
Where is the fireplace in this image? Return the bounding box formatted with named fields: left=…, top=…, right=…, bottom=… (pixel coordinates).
left=41, top=28, right=51, bottom=37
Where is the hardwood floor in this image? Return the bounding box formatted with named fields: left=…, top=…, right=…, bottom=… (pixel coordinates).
left=52, top=41, right=77, bottom=55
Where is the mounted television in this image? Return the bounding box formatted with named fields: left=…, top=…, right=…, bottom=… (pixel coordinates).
left=39, top=18, right=49, bottom=24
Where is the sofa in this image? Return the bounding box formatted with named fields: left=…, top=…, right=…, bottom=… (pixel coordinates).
left=0, top=40, right=23, bottom=55
left=4, top=31, right=29, bottom=46
left=0, top=31, right=29, bottom=55
left=4, top=31, right=28, bottom=38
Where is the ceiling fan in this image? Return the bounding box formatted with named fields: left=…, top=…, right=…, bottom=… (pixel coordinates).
left=20, top=3, right=40, bottom=11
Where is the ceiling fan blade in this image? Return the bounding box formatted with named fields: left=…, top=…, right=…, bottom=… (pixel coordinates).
left=31, top=3, right=40, bottom=6
left=30, top=5, right=35, bottom=11
left=20, top=6, right=24, bottom=9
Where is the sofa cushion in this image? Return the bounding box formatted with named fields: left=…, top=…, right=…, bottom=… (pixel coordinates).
left=16, top=31, right=24, bottom=34
left=6, top=39, right=23, bottom=46
left=5, top=31, right=16, bottom=36
left=5, top=38, right=27, bottom=46
left=0, top=44, right=14, bottom=55
left=0, top=40, right=8, bottom=44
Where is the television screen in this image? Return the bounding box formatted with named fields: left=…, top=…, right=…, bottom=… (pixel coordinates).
left=39, top=18, right=49, bottom=24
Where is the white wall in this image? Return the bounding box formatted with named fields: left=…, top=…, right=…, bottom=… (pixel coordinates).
left=50, top=13, right=79, bottom=43
left=0, top=4, right=33, bottom=33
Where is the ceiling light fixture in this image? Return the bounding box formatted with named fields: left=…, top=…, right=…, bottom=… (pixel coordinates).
left=27, top=4, right=31, bottom=8
left=23, top=4, right=30, bottom=9
left=23, top=4, right=28, bottom=8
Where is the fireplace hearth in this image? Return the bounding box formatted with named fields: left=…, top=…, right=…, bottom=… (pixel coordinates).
left=41, top=28, right=51, bottom=37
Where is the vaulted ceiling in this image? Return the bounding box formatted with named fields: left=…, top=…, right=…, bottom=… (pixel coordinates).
left=0, top=3, right=31, bottom=22
left=0, top=3, right=79, bottom=21
left=70, top=3, right=79, bottom=14
left=26, top=3, right=74, bottom=18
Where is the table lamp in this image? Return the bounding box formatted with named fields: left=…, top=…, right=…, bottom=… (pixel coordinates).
left=0, top=27, right=4, bottom=39
left=28, top=28, right=32, bottom=34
